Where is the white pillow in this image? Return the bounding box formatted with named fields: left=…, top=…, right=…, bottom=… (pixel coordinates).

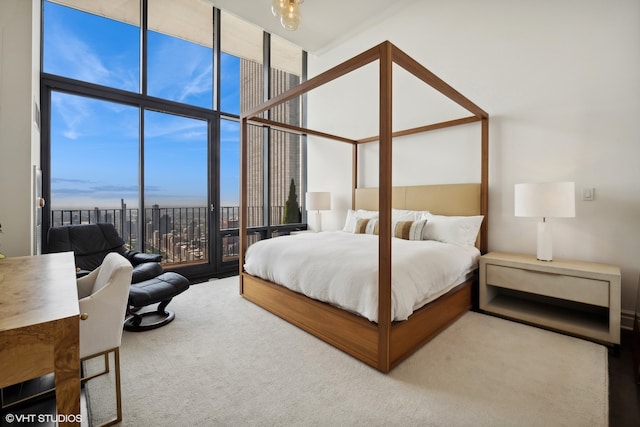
left=392, top=208, right=431, bottom=222
left=423, top=215, right=484, bottom=246
left=343, top=209, right=378, bottom=233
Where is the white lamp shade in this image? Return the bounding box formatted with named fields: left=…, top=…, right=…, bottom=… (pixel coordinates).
left=306, top=192, right=331, bottom=211
left=514, top=182, right=575, bottom=218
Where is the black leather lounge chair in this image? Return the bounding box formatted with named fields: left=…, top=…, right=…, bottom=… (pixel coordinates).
left=47, top=223, right=189, bottom=331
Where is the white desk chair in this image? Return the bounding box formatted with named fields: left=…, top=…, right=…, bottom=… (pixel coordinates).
left=77, top=252, right=132, bottom=427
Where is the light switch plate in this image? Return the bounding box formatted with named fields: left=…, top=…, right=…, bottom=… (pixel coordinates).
left=582, top=187, right=594, bottom=201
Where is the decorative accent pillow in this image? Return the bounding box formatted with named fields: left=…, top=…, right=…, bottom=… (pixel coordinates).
left=366, top=219, right=380, bottom=235
left=343, top=209, right=378, bottom=233
left=355, top=219, right=427, bottom=241
left=354, top=218, right=379, bottom=235
left=423, top=215, right=484, bottom=246
left=393, top=220, right=428, bottom=240
left=354, top=218, right=371, bottom=234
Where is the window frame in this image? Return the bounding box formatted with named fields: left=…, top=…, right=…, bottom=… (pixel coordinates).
left=40, top=0, right=307, bottom=279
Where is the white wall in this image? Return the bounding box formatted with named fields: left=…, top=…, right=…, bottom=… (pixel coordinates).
left=306, top=0, right=640, bottom=319
left=0, top=0, right=41, bottom=257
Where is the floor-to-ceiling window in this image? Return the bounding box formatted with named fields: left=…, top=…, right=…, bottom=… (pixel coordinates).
left=41, top=0, right=306, bottom=279
left=48, top=94, right=140, bottom=237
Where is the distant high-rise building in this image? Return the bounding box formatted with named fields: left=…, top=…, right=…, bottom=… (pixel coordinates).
left=241, top=59, right=302, bottom=228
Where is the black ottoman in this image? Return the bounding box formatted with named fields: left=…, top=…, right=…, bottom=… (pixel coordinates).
left=124, top=272, right=190, bottom=332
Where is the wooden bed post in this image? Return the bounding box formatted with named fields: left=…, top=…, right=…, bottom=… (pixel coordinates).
left=480, top=118, right=489, bottom=254
left=378, top=41, right=393, bottom=373
left=352, top=143, right=358, bottom=210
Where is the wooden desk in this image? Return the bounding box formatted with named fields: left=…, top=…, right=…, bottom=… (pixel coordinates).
left=0, top=252, right=80, bottom=426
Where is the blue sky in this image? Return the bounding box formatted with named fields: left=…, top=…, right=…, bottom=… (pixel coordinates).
left=44, top=1, right=241, bottom=209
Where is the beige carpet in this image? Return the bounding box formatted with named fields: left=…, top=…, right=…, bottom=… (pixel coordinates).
left=86, top=276, right=608, bottom=426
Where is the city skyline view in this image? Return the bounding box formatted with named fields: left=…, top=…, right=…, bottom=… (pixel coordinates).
left=44, top=1, right=242, bottom=209
left=42, top=1, right=305, bottom=270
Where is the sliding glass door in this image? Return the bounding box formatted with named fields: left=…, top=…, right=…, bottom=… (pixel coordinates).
left=144, top=111, right=209, bottom=266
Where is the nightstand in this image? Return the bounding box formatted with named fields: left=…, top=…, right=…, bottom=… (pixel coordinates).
left=479, top=252, right=621, bottom=346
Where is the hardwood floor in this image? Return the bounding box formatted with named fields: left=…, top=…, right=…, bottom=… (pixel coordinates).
left=2, top=331, right=639, bottom=426
left=609, top=329, right=640, bottom=426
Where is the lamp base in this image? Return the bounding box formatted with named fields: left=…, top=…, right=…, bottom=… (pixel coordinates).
left=537, top=221, right=553, bottom=261
left=311, top=210, right=323, bottom=232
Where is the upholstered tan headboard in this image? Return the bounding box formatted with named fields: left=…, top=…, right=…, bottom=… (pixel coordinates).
left=354, top=183, right=484, bottom=250
left=354, top=184, right=481, bottom=216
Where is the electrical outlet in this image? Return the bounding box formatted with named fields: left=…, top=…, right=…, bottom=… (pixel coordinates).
left=582, top=187, right=594, bottom=201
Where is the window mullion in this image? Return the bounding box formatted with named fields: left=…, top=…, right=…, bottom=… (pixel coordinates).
left=263, top=32, right=271, bottom=232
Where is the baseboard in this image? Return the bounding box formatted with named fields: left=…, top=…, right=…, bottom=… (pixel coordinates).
left=621, top=309, right=635, bottom=331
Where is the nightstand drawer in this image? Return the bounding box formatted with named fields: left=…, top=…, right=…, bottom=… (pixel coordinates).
left=486, top=264, right=610, bottom=307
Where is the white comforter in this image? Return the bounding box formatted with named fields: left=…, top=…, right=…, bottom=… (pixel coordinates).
left=244, top=231, right=480, bottom=322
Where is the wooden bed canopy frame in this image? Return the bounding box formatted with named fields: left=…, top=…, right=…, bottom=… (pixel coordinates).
left=239, top=41, right=489, bottom=373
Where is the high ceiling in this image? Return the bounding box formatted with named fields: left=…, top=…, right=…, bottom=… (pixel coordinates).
left=206, top=0, right=416, bottom=53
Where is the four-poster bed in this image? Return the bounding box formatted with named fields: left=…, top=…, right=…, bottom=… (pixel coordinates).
left=239, top=41, right=489, bottom=373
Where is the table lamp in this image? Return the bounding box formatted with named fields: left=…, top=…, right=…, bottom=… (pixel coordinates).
left=306, top=192, right=331, bottom=231
left=514, top=182, right=575, bottom=261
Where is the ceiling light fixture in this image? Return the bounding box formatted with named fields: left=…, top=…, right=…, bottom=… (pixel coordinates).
left=271, top=0, right=303, bottom=31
